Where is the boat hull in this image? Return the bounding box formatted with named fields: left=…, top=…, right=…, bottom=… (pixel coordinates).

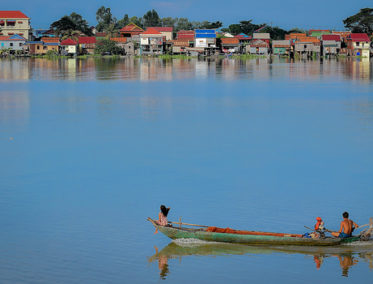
left=148, top=218, right=360, bottom=246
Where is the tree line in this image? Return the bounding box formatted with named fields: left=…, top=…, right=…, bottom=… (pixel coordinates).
left=50, top=6, right=373, bottom=40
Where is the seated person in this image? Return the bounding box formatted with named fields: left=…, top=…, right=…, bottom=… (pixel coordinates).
left=154, top=205, right=170, bottom=234
left=331, top=212, right=359, bottom=238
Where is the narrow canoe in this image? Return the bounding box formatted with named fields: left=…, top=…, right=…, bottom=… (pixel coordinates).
left=148, top=218, right=360, bottom=246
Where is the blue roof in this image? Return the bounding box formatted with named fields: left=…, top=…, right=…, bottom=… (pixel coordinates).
left=195, top=29, right=216, bottom=38
left=9, top=34, right=26, bottom=40
left=44, top=42, right=59, bottom=46
left=238, top=33, right=249, bottom=38
left=26, top=41, right=43, bottom=44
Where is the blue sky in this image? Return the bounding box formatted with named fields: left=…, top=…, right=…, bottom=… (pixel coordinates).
left=2, top=0, right=372, bottom=30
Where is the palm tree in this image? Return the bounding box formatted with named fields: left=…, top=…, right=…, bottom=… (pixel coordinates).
left=61, top=29, right=81, bottom=41
left=104, top=23, right=119, bottom=38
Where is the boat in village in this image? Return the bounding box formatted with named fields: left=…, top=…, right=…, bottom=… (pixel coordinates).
left=148, top=217, right=372, bottom=247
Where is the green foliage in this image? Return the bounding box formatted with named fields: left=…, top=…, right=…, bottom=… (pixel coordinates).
left=226, top=24, right=242, bottom=35
left=143, top=9, right=161, bottom=27
left=200, top=21, right=223, bottom=29
left=61, top=29, right=80, bottom=41
left=129, top=16, right=144, bottom=29
left=95, top=39, right=124, bottom=55
left=175, top=18, right=193, bottom=31
left=96, top=6, right=116, bottom=32
left=262, top=26, right=288, bottom=40
left=117, top=14, right=130, bottom=29
left=239, top=20, right=261, bottom=35
left=287, top=28, right=306, bottom=34
left=161, top=17, right=176, bottom=29
left=343, top=8, right=373, bottom=34
left=51, top=13, right=92, bottom=36
left=45, top=50, right=59, bottom=59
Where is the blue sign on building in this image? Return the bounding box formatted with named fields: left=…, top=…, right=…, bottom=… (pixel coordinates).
left=195, top=29, right=216, bottom=38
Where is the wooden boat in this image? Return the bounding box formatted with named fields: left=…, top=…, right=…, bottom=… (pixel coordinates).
left=148, top=218, right=361, bottom=246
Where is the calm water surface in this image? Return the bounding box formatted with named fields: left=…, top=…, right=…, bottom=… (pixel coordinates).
left=0, top=58, right=373, bottom=283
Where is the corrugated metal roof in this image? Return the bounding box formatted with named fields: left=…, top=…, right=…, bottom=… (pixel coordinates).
left=60, top=38, right=77, bottom=45
left=110, top=37, right=127, bottom=43
left=221, top=38, right=239, bottom=44
left=153, top=27, right=173, bottom=32
left=120, top=23, right=144, bottom=32
left=253, top=33, right=270, bottom=39
left=78, top=37, right=96, bottom=44
left=141, top=27, right=162, bottom=35
left=348, top=33, right=370, bottom=42
left=272, top=40, right=291, bottom=47
left=322, top=34, right=341, bottom=41
left=41, top=37, right=60, bottom=43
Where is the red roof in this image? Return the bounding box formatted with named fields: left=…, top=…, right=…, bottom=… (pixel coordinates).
left=78, top=37, right=96, bottom=44
left=322, top=34, right=341, bottom=41
left=41, top=37, right=60, bottom=43
left=110, top=37, right=127, bottom=43
left=0, top=11, right=29, bottom=18
left=221, top=38, right=239, bottom=44
left=177, top=30, right=194, bottom=40
left=142, top=27, right=162, bottom=35
left=309, top=29, right=330, bottom=32
left=120, top=23, right=144, bottom=32
left=153, top=27, right=173, bottom=32
left=0, top=36, right=10, bottom=41
left=60, top=38, right=77, bottom=45
left=348, top=33, right=370, bottom=42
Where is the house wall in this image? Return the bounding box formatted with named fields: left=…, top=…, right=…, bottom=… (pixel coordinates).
left=295, top=43, right=320, bottom=53
left=28, top=43, right=46, bottom=55
left=46, top=45, right=59, bottom=53
left=322, top=41, right=341, bottom=55
left=124, top=42, right=135, bottom=55
left=62, top=45, right=76, bottom=54
left=195, top=38, right=207, bottom=48
left=273, top=47, right=288, bottom=55
left=0, top=40, right=25, bottom=50
left=160, top=31, right=172, bottom=41
left=249, top=47, right=268, bottom=54
left=0, top=18, right=31, bottom=40
left=352, top=42, right=370, bottom=49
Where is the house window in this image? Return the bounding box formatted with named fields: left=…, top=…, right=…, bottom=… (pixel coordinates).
left=18, top=21, right=23, bottom=24
left=19, top=43, right=22, bottom=46
left=356, top=42, right=360, bottom=46
left=37, top=46, right=40, bottom=50
left=10, top=43, right=13, bottom=47
left=0, top=20, right=4, bottom=26
left=7, top=21, right=16, bottom=26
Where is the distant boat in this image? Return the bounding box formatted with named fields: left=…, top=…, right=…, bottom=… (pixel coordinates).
left=147, top=217, right=361, bottom=246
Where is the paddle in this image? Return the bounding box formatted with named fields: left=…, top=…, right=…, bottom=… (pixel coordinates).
left=357, top=217, right=373, bottom=229
left=168, top=221, right=209, bottom=228
left=358, top=217, right=373, bottom=240
left=304, top=225, right=333, bottom=233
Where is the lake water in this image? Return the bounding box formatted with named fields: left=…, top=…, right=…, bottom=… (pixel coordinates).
left=0, top=57, right=373, bottom=283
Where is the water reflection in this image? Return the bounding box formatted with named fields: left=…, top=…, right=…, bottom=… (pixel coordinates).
left=0, top=58, right=372, bottom=82
left=148, top=242, right=373, bottom=280
left=0, top=91, right=29, bottom=127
